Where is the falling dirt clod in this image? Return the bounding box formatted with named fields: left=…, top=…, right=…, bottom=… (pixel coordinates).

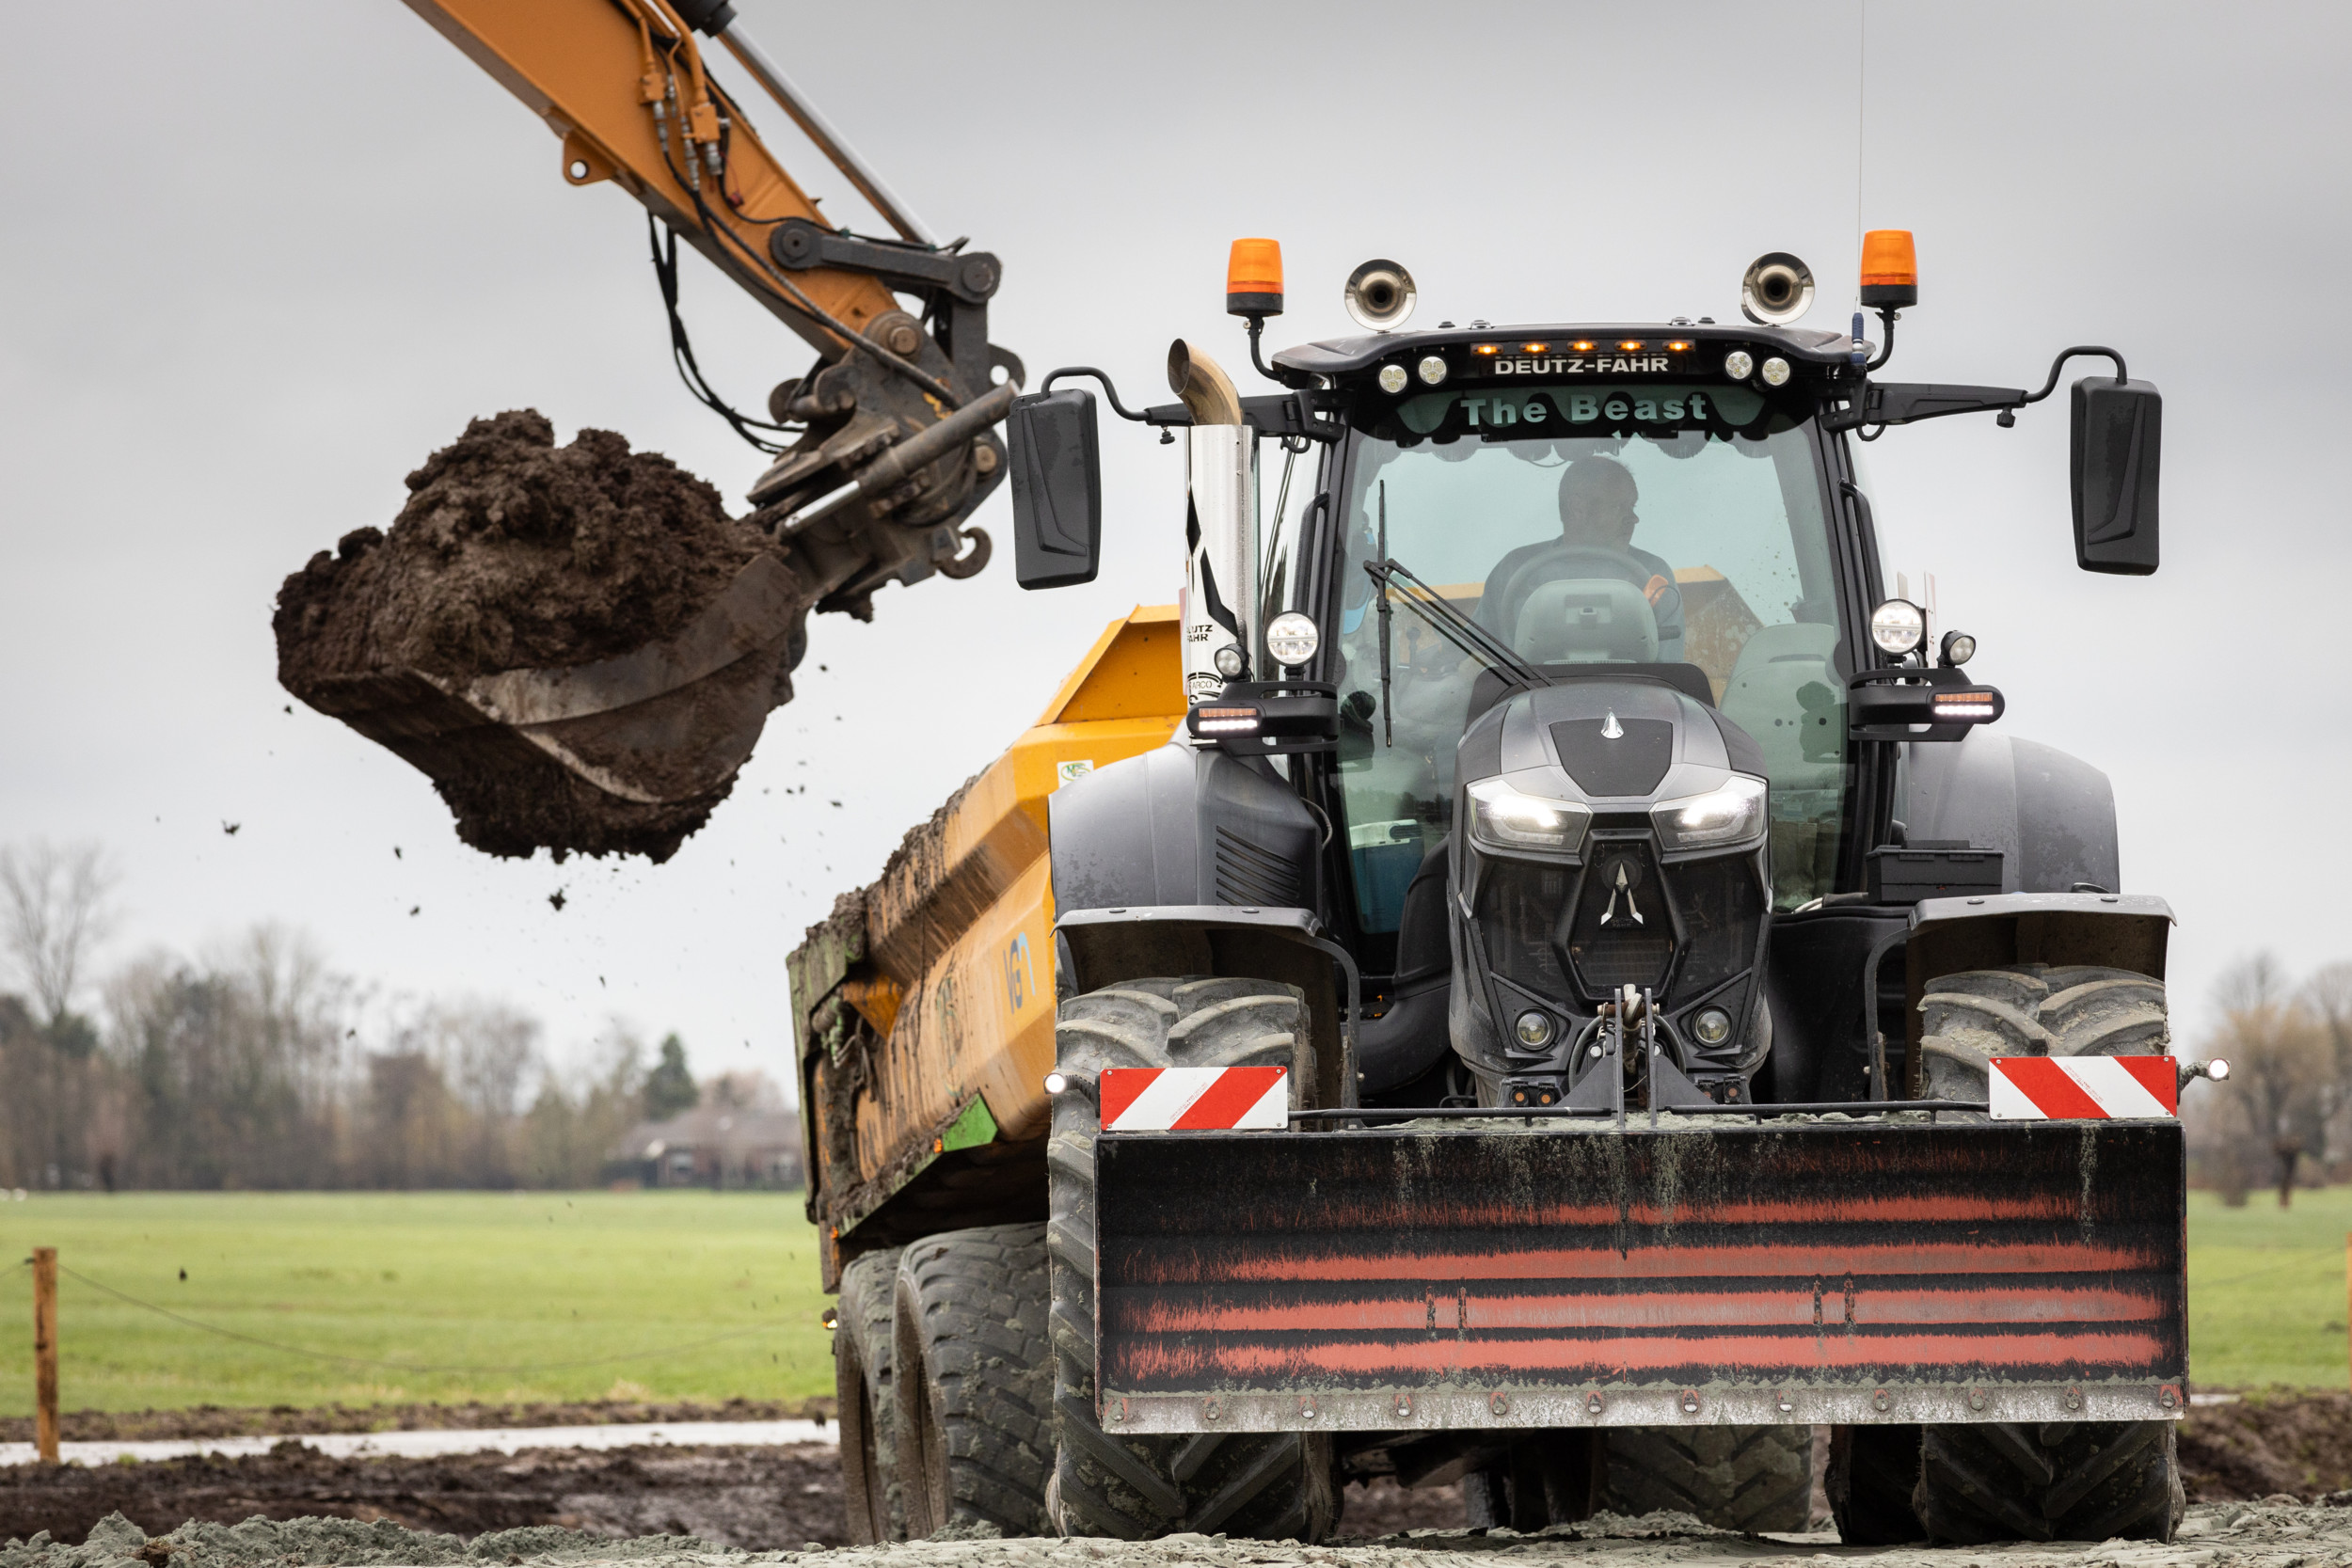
left=275, top=411, right=815, bottom=863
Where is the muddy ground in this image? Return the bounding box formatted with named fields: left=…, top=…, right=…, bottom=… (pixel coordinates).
left=0, top=1402, right=835, bottom=1447
left=8, top=1393, right=2352, bottom=1563
left=5, top=1502, right=2348, bottom=1568
left=0, top=1448, right=1455, bottom=1554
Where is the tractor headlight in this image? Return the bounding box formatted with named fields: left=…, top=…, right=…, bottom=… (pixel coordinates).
left=1651, top=775, right=1768, bottom=851
left=1265, top=611, right=1320, bottom=667
left=1467, top=777, right=1591, bottom=854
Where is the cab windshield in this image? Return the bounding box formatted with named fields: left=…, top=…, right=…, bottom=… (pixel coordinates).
left=1331, top=388, right=1850, bottom=936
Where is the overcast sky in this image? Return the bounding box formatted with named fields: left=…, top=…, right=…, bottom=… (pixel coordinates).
left=3, top=1, right=2346, bottom=1086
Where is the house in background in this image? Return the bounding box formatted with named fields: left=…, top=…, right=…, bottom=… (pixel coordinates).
left=612, top=1100, right=804, bottom=1190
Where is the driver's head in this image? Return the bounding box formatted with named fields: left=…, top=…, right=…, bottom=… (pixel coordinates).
left=1558, top=456, right=1639, bottom=547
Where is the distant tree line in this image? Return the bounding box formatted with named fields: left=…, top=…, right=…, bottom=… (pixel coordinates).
left=0, top=838, right=757, bottom=1192
left=2186, top=952, right=2352, bottom=1207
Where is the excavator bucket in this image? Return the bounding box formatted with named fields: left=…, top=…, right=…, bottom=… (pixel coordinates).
left=284, top=553, right=809, bottom=863
left=274, top=411, right=818, bottom=863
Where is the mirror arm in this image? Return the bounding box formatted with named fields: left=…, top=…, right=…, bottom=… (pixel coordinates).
left=1039, top=366, right=1155, bottom=422
left=1825, top=345, right=2132, bottom=435
left=2019, top=345, right=2129, bottom=406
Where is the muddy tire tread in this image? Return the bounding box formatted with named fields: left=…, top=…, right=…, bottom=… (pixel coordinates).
left=1917, top=963, right=2169, bottom=1102
left=1915, top=1420, right=2183, bottom=1544
left=834, top=1246, right=905, bottom=1544
left=890, top=1224, right=1055, bottom=1537
left=1600, top=1424, right=1813, bottom=1532
left=1049, top=976, right=1333, bottom=1542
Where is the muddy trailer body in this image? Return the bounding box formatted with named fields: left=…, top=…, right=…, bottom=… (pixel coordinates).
left=793, top=243, right=2202, bottom=1547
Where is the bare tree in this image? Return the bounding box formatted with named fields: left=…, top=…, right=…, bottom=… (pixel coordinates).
left=0, top=839, right=118, bottom=1026
left=2206, top=952, right=2332, bottom=1205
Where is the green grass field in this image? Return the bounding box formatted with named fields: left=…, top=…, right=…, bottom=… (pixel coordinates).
left=0, top=1193, right=831, bottom=1416
left=0, top=1186, right=2345, bottom=1416
left=2188, top=1185, right=2352, bottom=1389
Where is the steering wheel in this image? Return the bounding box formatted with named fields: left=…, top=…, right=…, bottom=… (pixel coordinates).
left=1496, top=543, right=1670, bottom=621
left=1497, top=542, right=1685, bottom=657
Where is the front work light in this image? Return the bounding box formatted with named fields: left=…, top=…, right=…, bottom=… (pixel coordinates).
left=1377, top=364, right=1408, bottom=394
left=1418, top=355, right=1449, bottom=386
left=1467, top=777, right=1591, bottom=854
left=1939, top=630, right=1978, bottom=667
left=1650, top=775, right=1768, bottom=851
left=1723, top=350, right=1755, bottom=380
left=1266, top=611, right=1320, bottom=667
left=1870, top=598, right=1927, bottom=656
left=1213, top=644, right=1247, bottom=679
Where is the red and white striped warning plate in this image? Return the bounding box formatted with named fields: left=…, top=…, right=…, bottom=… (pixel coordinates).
left=1988, top=1056, right=2179, bottom=1120
left=1100, top=1067, right=1289, bottom=1132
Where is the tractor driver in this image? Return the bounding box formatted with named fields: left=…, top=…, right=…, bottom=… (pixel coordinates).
left=1476, top=454, right=1685, bottom=658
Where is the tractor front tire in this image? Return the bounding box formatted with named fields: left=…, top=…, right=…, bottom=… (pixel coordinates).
left=1917, top=963, right=2168, bottom=1103
left=1598, top=1425, right=1814, bottom=1532
left=1047, top=977, right=1336, bottom=1542
left=1915, top=1420, right=2184, bottom=1544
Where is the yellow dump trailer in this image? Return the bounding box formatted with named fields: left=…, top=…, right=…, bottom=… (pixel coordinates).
left=789, top=604, right=1183, bottom=1289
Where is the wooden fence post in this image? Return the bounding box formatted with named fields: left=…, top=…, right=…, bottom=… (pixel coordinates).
left=32, top=1246, right=57, bottom=1464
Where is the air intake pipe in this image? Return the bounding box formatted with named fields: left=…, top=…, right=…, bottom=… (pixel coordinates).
left=1169, top=341, right=1255, bottom=704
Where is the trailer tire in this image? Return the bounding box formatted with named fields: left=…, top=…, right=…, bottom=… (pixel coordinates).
left=1598, top=1425, right=1813, bottom=1532
left=834, top=1245, right=906, bottom=1543
left=1917, top=964, right=2168, bottom=1104
left=1046, top=977, right=1336, bottom=1542
left=889, top=1224, right=1056, bottom=1538
left=1915, top=1419, right=2184, bottom=1544
left=1826, top=1424, right=1922, bottom=1544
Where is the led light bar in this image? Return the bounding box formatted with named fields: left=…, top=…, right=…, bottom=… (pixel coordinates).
left=1194, top=705, right=1263, bottom=734
left=1931, top=691, right=1999, bottom=721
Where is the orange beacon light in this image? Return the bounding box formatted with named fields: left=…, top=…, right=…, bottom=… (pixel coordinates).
left=1226, top=238, right=1284, bottom=318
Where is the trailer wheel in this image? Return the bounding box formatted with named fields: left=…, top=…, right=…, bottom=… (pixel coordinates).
left=1915, top=1420, right=2184, bottom=1544
left=889, top=1224, right=1056, bottom=1538
left=1598, top=1425, right=1813, bottom=1532
left=1826, top=1423, right=1922, bottom=1544
left=834, top=1245, right=906, bottom=1543
left=1046, top=977, right=1336, bottom=1542
left=1917, top=964, right=2168, bottom=1103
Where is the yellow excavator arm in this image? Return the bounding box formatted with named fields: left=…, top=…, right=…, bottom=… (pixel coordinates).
left=402, top=0, right=898, bottom=353
left=271, top=0, right=1024, bottom=863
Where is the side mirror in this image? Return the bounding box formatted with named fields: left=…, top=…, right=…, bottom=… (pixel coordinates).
left=1008, top=388, right=1102, bottom=589
left=2071, top=376, right=2161, bottom=575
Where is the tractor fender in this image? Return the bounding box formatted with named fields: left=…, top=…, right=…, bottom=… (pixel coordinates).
left=1901, top=729, right=2122, bottom=895
left=1897, top=890, right=2175, bottom=1096
left=1049, top=744, right=1352, bottom=1107
left=1049, top=741, right=1321, bottom=915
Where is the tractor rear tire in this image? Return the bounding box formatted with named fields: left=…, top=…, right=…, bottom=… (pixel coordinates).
left=1826, top=1424, right=1922, bottom=1544
left=1046, top=977, right=1336, bottom=1542
left=1915, top=1420, right=2184, bottom=1544
left=1917, top=964, right=2168, bottom=1104
left=834, top=1245, right=905, bottom=1544
left=1598, top=1425, right=1813, bottom=1532
left=889, top=1224, right=1056, bottom=1538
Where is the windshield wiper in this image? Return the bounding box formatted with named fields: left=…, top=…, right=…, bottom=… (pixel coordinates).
left=1359, top=548, right=1548, bottom=710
